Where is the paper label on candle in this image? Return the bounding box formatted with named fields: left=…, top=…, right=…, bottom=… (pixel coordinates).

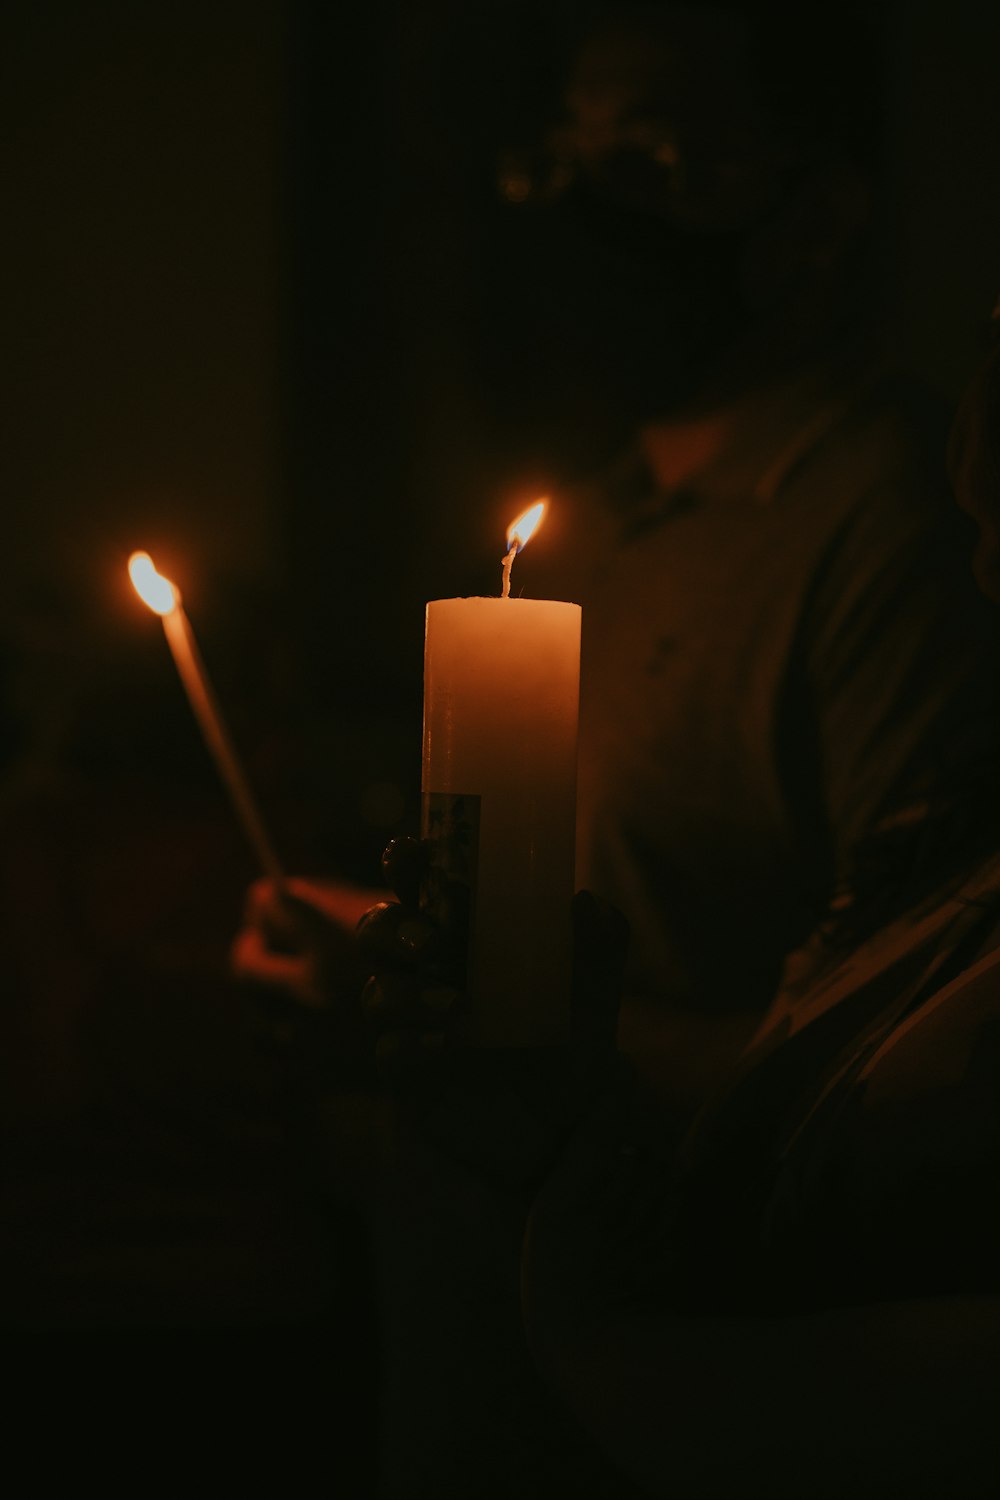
left=420, top=791, right=481, bottom=988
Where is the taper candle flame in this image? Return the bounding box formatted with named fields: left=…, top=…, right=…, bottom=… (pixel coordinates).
left=128, top=551, right=179, bottom=615
left=501, top=499, right=547, bottom=598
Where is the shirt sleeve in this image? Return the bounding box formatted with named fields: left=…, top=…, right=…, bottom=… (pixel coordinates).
left=759, top=945, right=1000, bottom=1311
left=791, top=467, right=1000, bottom=929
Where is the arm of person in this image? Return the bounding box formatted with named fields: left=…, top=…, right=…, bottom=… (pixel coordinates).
left=615, top=993, right=762, bottom=1121
left=795, top=464, right=1000, bottom=943
left=523, top=1127, right=1000, bottom=1495
left=531, top=1285, right=1000, bottom=1494
left=526, top=937, right=1000, bottom=1494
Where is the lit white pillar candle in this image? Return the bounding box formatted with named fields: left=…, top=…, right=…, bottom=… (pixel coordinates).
left=421, top=503, right=581, bottom=1046
left=128, top=551, right=286, bottom=893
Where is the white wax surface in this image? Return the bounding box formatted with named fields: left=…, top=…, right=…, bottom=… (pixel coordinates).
left=422, top=596, right=581, bottom=1045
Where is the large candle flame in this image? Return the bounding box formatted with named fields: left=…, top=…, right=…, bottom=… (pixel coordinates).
left=128, top=551, right=179, bottom=615
left=506, top=500, right=546, bottom=555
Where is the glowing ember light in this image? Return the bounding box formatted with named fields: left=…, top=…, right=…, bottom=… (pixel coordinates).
left=128, top=551, right=178, bottom=615
left=501, top=499, right=547, bottom=598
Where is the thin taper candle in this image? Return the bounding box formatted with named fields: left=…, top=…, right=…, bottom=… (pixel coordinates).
left=128, top=552, right=286, bottom=893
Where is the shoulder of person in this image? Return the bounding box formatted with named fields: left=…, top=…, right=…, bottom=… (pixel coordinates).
left=779, top=367, right=954, bottom=528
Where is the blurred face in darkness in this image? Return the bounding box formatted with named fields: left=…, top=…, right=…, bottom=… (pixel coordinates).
left=561, top=11, right=774, bottom=417
left=503, top=7, right=835, bottom=426
left=487, top=5, right=876, bottom=459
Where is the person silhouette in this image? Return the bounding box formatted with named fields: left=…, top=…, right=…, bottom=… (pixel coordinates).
left=237, top=2, right=1000, bottom=1120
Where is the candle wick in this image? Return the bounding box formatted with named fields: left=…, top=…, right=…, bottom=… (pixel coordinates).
left=501, top=542, right=517, bottom=599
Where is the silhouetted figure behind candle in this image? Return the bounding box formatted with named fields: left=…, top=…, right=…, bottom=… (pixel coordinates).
left=230, top=7, right=1000, bottom=1492
left=237, top=0, right=1000, bottom=1109
left=481, top=0, right=1000, bottom=1107
left=352, top=319, right=1000, bottom=1494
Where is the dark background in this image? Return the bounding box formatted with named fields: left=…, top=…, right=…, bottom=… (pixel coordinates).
left=2, top=0, right=1000, bottom=1469
left=6, top=0, right=1000, bottom=814
left=6, top=0, right=1000, bottom=770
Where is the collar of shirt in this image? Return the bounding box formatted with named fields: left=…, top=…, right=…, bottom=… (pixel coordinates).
left=602, top=361, right=883, bottom=536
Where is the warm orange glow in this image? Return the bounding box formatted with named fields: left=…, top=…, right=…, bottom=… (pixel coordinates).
left=506, top=500, right=546, bottom=554
left=128, top=551, right=179, bottom=616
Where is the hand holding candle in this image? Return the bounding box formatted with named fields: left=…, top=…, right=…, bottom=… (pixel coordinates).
left=128, top=551, right=287, bottom=894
